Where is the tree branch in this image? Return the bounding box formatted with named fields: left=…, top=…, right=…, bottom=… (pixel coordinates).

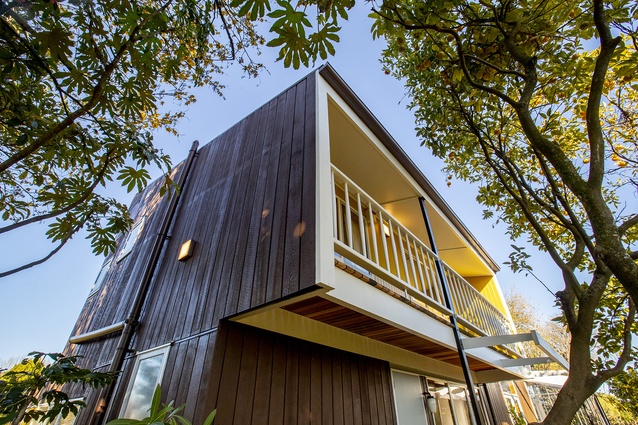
left=619, top=214, right=638, bottom=235
left=587, top=0, right=622, bottom=189
left=0, top=0, right=176, bottom=174
left=0, top=16, right=78, bottom=116
left=463, top=53, right=527, bottom=79
left=216, top=0, right=236, bottom=60
left=450, top=89, right=585, bottom=298
left=597, top=299, right=636, bottom=380
left=0, top=224, right=81, bottom=278
left=372, top=7, right=519, bottom=105
left=0, top=152, right=114, bottom=234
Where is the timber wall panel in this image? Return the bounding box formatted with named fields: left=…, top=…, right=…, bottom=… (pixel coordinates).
left=64, top=164, right=186, bottom=378
left=207, top=322, right=398, bottom=425
left=63, top=74, right=318, bottom=414
left=484, top=382, right=513, bottom=425
left=138, top=72, right=316, bottom=349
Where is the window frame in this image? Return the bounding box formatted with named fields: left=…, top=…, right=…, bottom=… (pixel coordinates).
left=119, top=344, right=170, bottom=420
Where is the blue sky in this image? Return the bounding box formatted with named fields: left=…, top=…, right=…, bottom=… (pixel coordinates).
left=0, top=5, right=563, bottom=362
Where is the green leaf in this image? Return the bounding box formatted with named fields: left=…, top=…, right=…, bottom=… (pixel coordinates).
left=202, top=409, right=217, bottom=425
left=117, top=167, right=151, bottom=193
left=34, top=25, right=74, bottom=60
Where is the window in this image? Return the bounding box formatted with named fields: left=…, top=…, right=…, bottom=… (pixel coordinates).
left=120, top=345, right=169, bottom=420
left=392, top=370, right=428, bottom=425
left=117, top=218, right=145, bottom=261
left=25, top=402, right=79, bottom=425
left=391, top=370, right=478, bottom=425
left=88, top=260, right=112, bottom=296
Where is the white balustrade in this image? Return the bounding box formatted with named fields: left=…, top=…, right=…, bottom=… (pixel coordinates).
left=331, top=165, right=514, bottom=339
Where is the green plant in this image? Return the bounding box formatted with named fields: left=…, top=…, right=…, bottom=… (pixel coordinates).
left=0, top=0, right=264, bottom=277
left=508, top=405, right=527, bottom=425
left=106, top=385, right=216, bottom=425
left=0, top=352, right=116, bottom=425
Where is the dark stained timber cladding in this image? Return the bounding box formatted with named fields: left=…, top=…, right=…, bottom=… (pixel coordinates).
left=61, top=73, right=317, bottom=415
left=62, top=164, right=189, bottom=395
left=131, top=73, right=318, bottom=351
left=208, top=322, right=398, bottom=425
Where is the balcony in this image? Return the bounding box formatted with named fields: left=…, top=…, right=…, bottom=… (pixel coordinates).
left=331, top=165, right=515, bottom=342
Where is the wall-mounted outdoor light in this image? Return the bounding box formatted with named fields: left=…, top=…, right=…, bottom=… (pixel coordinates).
left=178, top=239, right=195, bottom=261
left=423, top=391, right=437, bottom=413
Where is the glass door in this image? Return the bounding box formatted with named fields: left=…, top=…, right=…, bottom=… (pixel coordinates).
left=392, top=370, right=478, bottom=425
left=392, top=370, right=429, bottom=425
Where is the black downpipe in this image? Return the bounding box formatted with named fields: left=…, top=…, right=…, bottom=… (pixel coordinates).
left=89, top=141, right=200, bottom=425
left=418, top=196, right=484, bottom=425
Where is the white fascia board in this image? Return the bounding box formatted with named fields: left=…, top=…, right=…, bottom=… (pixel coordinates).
left=495, top=358, right=553, bottom=368
left=316, top=75, right=495, bottom=277
left=330, top=267, right=527, bottom=379
left=315, top=73, right=337, bottom=287
left=461, top=333, right=535, bottom=349
left=68, top=321, right=126, bottom=344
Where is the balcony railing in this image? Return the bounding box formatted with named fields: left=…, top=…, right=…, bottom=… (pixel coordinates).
left=331, top=165, right=514, bottom=339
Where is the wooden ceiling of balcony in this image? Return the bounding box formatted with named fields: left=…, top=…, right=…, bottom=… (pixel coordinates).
left=283, top=296, right=496, bottom=372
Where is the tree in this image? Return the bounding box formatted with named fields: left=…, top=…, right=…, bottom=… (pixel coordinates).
left=597, top=393, right=637, bottom=425
left=506, top=290, right=570, bottom=370
left=0, top=352, right=116, bottom=425
left=607, top=367, right=638, bottom=419
left=227, top=0, right=638, bottom=423
left=364, top=1, right=638, bottom=422
left=0, top=0, right=264, bottom=277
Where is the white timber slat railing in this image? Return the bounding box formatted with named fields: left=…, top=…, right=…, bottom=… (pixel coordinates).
left=331, top=165, right=514, bottom=339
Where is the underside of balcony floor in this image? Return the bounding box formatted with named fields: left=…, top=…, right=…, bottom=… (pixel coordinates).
left=283, top=296, right=495, bottom=372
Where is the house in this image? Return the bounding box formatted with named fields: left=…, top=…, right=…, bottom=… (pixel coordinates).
left=64, top=64, right=564, bottom=425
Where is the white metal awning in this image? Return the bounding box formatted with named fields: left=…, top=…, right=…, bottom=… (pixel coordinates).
left=461, top=330, right=569, bottom=371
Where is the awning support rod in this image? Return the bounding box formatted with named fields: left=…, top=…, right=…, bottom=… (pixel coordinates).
left=418, top=197, right=484, bottom=425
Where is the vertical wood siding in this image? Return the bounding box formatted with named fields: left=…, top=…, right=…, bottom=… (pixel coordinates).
left=206, top=321, right=398, bottom=425
left=483, top=382, right=513, bottom=425
left=64, top=73, right=317, bottom=418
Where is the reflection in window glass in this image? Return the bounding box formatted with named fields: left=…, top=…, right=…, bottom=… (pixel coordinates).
left=117, top=218, right=144, bottom=261
left=450, top=385, right=472, bottom=425
left=89, top=260, right=111, bottom=296
left=429, top=380, right=454, bottom=425
left=121, top=351, right=165, bottom=419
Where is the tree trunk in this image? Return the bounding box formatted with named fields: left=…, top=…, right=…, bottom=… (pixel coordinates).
left=540, top=370, right=599, bottom=425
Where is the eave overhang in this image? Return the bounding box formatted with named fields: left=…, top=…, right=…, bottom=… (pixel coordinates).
left=317, top=63, right=500, bottom=273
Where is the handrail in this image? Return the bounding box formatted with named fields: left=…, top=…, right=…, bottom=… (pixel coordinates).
left=331, top=165, right=514, bottom=338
